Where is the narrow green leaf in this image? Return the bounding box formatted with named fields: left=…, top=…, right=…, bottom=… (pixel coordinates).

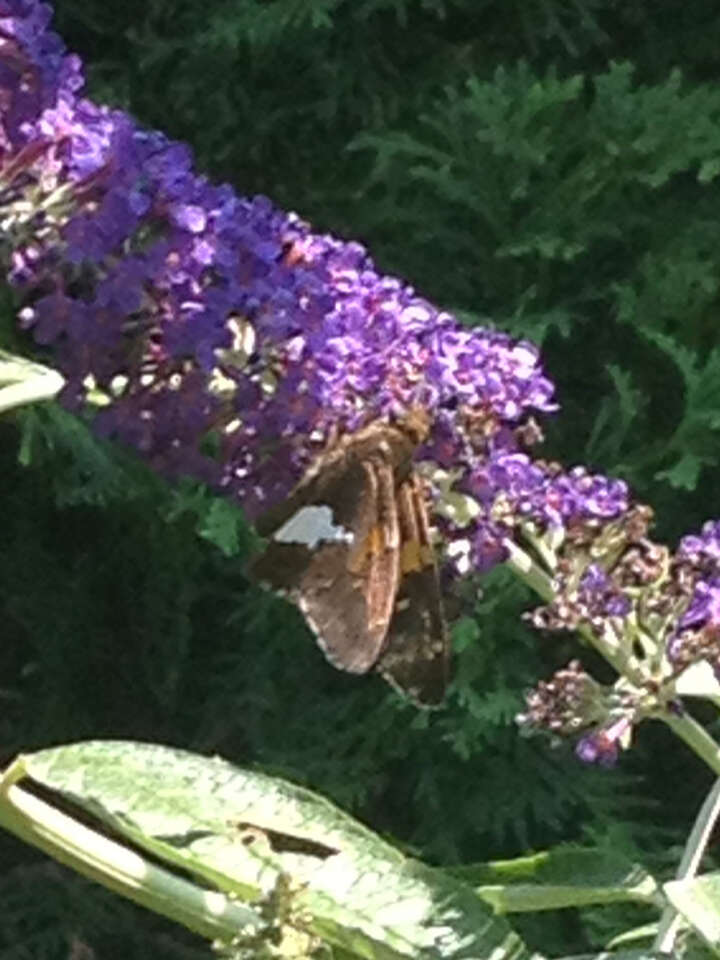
left=605, top=922, right=659, bottom=948
left=0, top=350, right=64, bottom=414
left=549, top=952, right=661, bottom=960
left=664, top=873, right=720, bottom=956
left=11, top=740, right=532, bottom=959
left=446, top=847, right=659, bottom=913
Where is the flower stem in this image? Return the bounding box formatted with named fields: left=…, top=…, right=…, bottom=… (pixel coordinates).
left=660, top=709, right=720, bottom=777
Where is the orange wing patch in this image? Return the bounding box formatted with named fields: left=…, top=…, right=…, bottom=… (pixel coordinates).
left=398, top=475, right=435, bottom=573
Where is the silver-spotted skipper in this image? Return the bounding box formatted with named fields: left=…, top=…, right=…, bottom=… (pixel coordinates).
left=250, top=411, right=450, bottom=706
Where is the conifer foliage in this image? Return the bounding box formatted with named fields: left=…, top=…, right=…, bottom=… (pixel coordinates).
left=4, top=0, right=720, bottom=956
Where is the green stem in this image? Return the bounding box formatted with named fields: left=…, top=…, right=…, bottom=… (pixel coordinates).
left=503, top=538, right=554, bottom=601
left=659, top=710, right=720, bottom=777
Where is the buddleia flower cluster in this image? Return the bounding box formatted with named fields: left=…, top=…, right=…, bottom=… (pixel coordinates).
left=4, top=0, right=720, bottom=766
left=514, top=505, right=720, bottom=764
left=0, top=0, right=555, bottom=519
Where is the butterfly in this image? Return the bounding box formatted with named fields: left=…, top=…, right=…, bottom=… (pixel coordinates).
left=250, top=410, right=450, bottom=706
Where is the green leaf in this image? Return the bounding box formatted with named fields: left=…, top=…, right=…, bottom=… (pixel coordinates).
left=664, top=873, right=720, bottom=956
left=605, top=921, right=659, bottom=948
left=446, top=846, right=659, bottom=913
left=196, top=497, right=243, bottom=557
left=546, top=952, right=661, bottom=960
left=673, top=662, right=720, bottom=701
left=0, top=350, right=64, bottom=414
left=699, top=157, right=720, bottom=184
left=165, top=481, right=254, bottom=557
left=5, top=741, right=532, bottom=959
left=656, top=452, right=703, bottom=491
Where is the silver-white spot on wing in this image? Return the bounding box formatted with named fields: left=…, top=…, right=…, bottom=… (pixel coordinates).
left=273, top=505, right=354, bottom=549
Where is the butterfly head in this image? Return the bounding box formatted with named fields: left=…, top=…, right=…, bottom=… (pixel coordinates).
left=398, top=406, right=431, bottom=449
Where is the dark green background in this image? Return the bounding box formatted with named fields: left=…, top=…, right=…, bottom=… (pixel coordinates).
left=2, top=1, right=720, bottom=955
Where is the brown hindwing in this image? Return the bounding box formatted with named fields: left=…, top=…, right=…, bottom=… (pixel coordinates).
left=376, top=473, right=450, bottom=706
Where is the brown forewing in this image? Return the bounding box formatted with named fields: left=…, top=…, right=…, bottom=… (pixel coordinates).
left=250, top=413, right=449, bottom=703
left=250, top=423, right=412, bottom=673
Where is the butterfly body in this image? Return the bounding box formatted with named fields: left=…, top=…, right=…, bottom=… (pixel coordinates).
left=251, top=411, right=449, bottom=705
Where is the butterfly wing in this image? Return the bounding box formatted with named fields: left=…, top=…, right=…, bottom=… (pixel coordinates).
left=251, top=451, right=401, bottom=673
left=377, top=473, right=450, bottom=706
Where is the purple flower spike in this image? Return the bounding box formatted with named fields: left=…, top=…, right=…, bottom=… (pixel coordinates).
left=0, top=0, right=562, bottom=555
